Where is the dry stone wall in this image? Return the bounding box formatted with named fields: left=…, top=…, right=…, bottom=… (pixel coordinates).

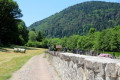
left=46, top=51, right=120, bottom=80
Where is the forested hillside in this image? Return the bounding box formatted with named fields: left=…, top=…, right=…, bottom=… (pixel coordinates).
left=29, top=1, right=120, bottom=38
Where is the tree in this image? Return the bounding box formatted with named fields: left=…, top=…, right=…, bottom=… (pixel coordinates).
left=77, top=36, right=92, bottom=50
left=66, top=35, right=79, bottom=49
left=60, top=36, right=67, bottom=47
left=36, top=31, right=44, bottom=42
left=93, top=32, right=100, bottom=50
left=50, top=38, right=61, bottom=46
left=31, top=28, right=36, bottom=32
left=17, top=20, right=29, bottom=45
left=0, top=0, right=22, bottom=44
left=28, top=31, right=37, bottom=42
left=89, top=28, right=96, bottom=34
left=109, top=27, right=120, bottom=51
left=41, top=39, right=48, bottom=48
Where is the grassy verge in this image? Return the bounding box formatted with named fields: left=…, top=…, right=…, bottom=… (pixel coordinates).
left=0, top=47, right=47, bottom=80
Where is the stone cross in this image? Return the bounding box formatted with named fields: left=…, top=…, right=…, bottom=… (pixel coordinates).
left=113, top=52, right=115, bottom=59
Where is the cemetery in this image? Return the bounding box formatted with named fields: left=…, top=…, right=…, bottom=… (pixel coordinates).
left=45, top=45, right=120, bottom=80
left=1, top=0, right=120, bottom=80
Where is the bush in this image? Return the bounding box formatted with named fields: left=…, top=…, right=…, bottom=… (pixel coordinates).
left=25, top=39, right=48, bottom=48
left=41, top=39, right=48, bottom=48
left=25, top=41, right=42, bottom=48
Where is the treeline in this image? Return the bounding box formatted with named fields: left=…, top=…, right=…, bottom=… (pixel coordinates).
left=25, top=29, right=48, bottom=48
left=49, top=26, right=120, bottom=52
left=0, top=0, right=28, bottom=46
left=29, top=1, right=120, bottom=38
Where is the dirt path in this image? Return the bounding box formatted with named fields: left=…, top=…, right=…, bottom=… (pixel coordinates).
left=9, top=53, right=61, bottom=80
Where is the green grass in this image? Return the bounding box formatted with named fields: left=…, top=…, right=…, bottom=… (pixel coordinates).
left=0, top=47, right=46, bottom=80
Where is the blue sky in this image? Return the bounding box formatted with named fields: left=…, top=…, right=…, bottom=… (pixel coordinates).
left=14, top=0, right=120, bottom=27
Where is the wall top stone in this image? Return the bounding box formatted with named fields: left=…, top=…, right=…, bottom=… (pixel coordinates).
left=47, top=51, right=120, bottom=80
left=48, top=51, right=120, bottom=66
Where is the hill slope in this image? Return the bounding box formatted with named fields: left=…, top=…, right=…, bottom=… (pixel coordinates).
left=28, top=1, right=120, bottom=38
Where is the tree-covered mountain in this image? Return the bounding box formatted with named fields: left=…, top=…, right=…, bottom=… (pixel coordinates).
left=28, top=1, right=120, bottom=38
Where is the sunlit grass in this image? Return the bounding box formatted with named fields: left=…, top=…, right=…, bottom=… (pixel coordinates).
left=0, top=47, right=47, bottom=80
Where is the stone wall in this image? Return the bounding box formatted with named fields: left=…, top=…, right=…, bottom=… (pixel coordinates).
left=46, top=51, right=120, bottom=80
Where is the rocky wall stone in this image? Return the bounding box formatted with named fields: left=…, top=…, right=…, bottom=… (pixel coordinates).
left=46, top=51, right=120, bottom=80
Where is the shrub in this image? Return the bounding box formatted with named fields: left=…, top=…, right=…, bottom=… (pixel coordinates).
left=25, top=41, right=41, bottom=48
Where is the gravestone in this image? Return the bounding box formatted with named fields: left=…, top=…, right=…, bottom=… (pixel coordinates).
left=76, top=48, right=79, bottom=54
left=79, top=50, right=81, bottom=55
left=97, top=49, right=99, bottom=56
left=64, top=47, right=67, bottom=52
left=79, top=50, right=84, bottom=55
left=90, top=50, right=95, bottom=56
left=71, top=48, right=75, bottom=53
left=85, top=50, right=88, bottom=55
left=113, top=52, right=115, bottom=59
left=82, top=50, right=85, bottom=55
left=48, top=42, right=51, bottom=51
left=74, top=49, right=77, bottom=54
left=71, top=49, right=73, bottom=53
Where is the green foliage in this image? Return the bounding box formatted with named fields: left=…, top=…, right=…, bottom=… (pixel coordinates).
left=26, top=30, right=48, bottom=48
left=49, top=27, right=120, bottom=52
left=28, top=31, right=37, bottom=42
left=60, top=37, right=67, bottom=47
left=26, top=41, right=41, bottom=47
left=41, top=39, right=48, bottom=48
left=109, top=29, right=120, bottom=51
left=93, top=32, right=100, bottom=50
left=66, top=35, right=79, bottom=49
left=29, top=1, right=120, bottom=38
left=0, top=0, right=23, bottom=44
left=49, top=38, right=61, bottom=47
left=89, top=28, right=96, bottom=34
left=31, top=28, right=36, bottom=32
left=17, top=20, right=29, bottom=45
left=26, top=40, right=48, bottom=48
left=77, top=35, right=93, bottom=50
left=36, top=31, right=44, bottom=42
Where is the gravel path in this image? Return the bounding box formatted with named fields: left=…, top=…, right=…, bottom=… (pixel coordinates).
left=9, top=53, right=61, bottom=80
